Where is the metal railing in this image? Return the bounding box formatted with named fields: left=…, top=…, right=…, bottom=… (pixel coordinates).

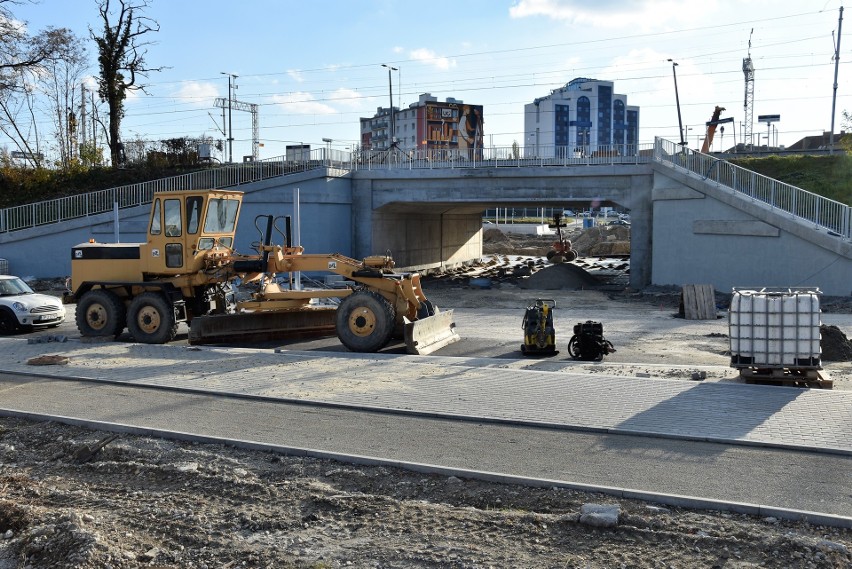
left=654, top=137, right=851, bottom=240
left=0, top=152, right=332, bottom=233
left=351, top=143, right=653, bottom=171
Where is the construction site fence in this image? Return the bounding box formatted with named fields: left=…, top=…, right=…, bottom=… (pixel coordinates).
left=654, top=137, right=851, bottom=241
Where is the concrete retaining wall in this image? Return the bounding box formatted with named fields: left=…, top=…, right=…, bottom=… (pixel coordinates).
left=651, top=165, right=852, bottom=296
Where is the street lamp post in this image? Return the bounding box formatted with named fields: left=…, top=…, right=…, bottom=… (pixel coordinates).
left=666, top=59, right=686, bottom=146
left=381, top=64, right=398, bottom=151
left=220, top=72, right=238, bottom=162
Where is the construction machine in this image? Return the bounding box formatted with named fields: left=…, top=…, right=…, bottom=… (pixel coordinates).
left=545, top=213, right=578, bottom=264
left=521, top=299, right=558, bottom=356
left=700, top=106, right=726, bottom=153
left=65, top=189, right=459, bottom=355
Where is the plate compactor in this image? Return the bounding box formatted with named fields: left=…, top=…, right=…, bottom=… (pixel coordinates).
left=521, top=299, right=558, bottom=356
left=567, top=320, right=616, bottom=361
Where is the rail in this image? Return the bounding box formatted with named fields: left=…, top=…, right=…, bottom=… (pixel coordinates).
left=0, top=154, right=328, bottom=233
left=350, top=143, right=653, bottom=171
left=653, top=137, right=851, bottom=240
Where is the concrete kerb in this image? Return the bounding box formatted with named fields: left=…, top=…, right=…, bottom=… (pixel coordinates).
left=2, top=407, right=850, bottom=530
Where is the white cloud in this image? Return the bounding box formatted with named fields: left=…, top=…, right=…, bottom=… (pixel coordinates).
left=410, top=48, right=456, bottom=70
left=393, top=46, right=404, bottom=54
left=172, top=81, right=219, bottom=106
left=328, top=88, right=363, bottom=108
left=509, top=0, right=718, bottom=28
left=271, top=92, right=336, bottom=115
left=287, top=70, right=304, bottom=83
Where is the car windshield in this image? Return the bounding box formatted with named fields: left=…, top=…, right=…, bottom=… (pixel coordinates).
left=0, top=278, right=34, bottom=296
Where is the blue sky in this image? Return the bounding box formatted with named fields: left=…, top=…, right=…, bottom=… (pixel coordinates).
left=6, top=0, right=851, bottom=160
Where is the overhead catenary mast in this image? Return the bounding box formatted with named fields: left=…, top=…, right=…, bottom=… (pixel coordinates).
left=830, top=5, right=844, bottom=154
left=742, top=29, right=755, bottom=150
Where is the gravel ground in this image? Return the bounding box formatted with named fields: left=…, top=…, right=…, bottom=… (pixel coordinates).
left=1, top=231, right=850, bottom=568
left=1, top=417, right=851, bottom=569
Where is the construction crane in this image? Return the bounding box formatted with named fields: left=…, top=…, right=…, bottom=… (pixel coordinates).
left=701, top=106, right=727, bottom=153
left=214, top=97, right=260, bottom=161
left=742, top=29, right=755, bottom=149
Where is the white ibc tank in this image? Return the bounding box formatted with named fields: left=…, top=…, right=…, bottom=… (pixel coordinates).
left=729, top=288, right=821, bottom=369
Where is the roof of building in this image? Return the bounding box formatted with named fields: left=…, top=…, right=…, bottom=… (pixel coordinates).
left=786, top=131, right=847, bottom=151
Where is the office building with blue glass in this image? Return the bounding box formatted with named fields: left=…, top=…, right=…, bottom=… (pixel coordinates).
left=524, top=78, right=639, bottom=156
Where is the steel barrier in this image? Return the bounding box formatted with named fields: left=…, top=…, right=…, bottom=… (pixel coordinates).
left=653, top=138, right=851, bottom=240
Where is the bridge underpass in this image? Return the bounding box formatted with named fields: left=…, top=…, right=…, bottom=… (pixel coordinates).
left=351, top=165, right=654, bottom=289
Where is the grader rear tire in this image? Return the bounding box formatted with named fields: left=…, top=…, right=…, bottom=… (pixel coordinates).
left=335, top=290, right=395, bottom=353
left=76, top=289, right=126, bottom=338
left=127, top=292, right=178, bottom=344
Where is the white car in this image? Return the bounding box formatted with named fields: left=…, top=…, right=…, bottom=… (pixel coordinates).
left=0, top=275, right=66, bottom=333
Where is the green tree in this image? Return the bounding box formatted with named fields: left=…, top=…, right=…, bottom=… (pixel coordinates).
left=841, top=110, right=852, bottom=152
left=91, top=0, right=162, bottom=167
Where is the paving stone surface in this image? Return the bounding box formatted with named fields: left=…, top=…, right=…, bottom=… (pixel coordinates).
left=3, top=337, right=851, bottom=454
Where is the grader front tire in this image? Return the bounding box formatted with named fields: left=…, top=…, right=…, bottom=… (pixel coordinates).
left=335, top=291, right=395, bottom=353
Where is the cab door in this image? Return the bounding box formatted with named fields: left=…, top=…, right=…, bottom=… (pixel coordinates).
left=142, top=196, right=188, bottom=276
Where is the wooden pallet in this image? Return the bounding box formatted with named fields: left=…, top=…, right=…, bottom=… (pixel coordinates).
left=679, top=284, right=717, bottom=320
left=739, top=367, right=833, bottom=389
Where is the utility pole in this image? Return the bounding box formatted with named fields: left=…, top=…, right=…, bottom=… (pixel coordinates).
left=830, top=6, right=844, bottom=154
left=382, top=64, right=398, bottom=150
left=221, top=72, right=238, bottom=162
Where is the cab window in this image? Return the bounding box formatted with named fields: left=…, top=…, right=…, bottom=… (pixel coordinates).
left=203, top=198, right=239, bottom=233
left=186, top=196, right=202, bottom=234
left=150, top=199, right=161, bottom=235
left=164, top=199, right=182, bottom=237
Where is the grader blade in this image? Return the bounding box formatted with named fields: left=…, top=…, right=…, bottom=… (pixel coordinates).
left=188, top=308, right=337, bottom=345
left=403, top=309, right=460, bottom=355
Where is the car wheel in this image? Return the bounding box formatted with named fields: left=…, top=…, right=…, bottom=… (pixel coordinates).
left=0, top=309, right=19, bottom=335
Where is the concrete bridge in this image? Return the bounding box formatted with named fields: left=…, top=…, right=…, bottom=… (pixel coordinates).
left=1, top=140, right=850, bottom=296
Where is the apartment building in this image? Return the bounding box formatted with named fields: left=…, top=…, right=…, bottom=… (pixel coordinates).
left=524, top=78, right=639, bottom=156
left=360, top=93, right=484, bottom=157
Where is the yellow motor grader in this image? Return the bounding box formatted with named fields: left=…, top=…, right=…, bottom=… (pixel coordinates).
left=65, top=189, right=458, bottom=354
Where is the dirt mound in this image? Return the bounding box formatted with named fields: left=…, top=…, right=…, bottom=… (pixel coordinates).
left=483, top=225, right=630, bottom=257
left=518, top=263, right=598, bottom=290
left=571, top=225, right=630, bottom=256
left=821, top=324, right=852, bottom=361
left=483, top=227, right=512, bottom=247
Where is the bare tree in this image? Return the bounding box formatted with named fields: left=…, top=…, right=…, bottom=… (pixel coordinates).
left=38, top=29, right=87, bottom=168
left=0, top=0, right=67, bottom=75
left=91, top=0, right=162, bottom=167
left=0, top=1, right=77, bottom=166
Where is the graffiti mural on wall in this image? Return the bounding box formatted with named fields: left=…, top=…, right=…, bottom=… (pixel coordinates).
left=458, top=105, right=484, bottom=155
